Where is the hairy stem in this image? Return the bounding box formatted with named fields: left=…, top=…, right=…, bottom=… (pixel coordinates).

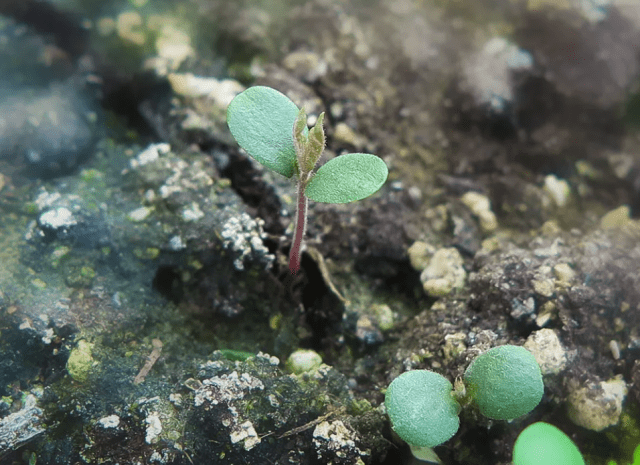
left=289, top=180, right=308, bottom=274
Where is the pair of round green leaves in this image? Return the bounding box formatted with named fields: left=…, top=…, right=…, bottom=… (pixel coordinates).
left=226, top=86, right=388, bottom=204
left=385, top=345, right=544, bottom=449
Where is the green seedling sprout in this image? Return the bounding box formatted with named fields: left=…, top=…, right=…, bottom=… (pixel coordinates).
left=608, top=443, right=640, bottom=465
left=385, top=345, right=544, bottom=462
left=513, top=422, right=585, bottom=465
left=227, top=86, right=388, bottom=274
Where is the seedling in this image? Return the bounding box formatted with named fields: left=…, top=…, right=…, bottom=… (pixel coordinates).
left=227, top=86, right=388, bottom=274
left=513, top=422, right=585, bottom=465
left=385, top=345, right=544, bottom=461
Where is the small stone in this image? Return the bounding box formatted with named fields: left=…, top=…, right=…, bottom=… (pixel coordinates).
left=567, top=376, right=627, bottom=431
left=333, top=122, right=364, bottom=147
left=312, top=420, right=362, bottom=459
left=116, top=11, right=146, bottom=46
left=181, top=202, right=204, bottom=222
left=168, top=236, right=186, bottom=251
left=462, top=37, right=533, bottom=112
left=600, top=205, right=631, bottom=229
left=355, top=316, right=383, bottom=345
left=153, top=25, right=194, bottom=73
left=31, top=278, right=47, bottom=290
left=371, top=304, right=394, bottom=331
left=167, top=74, right=244, bottom=107
left=145, top=413, right=162, bottom=444
left=230, top=420, right=260, bottom=450
left=608, top=153, right=634, bottom=179
left=285, top=349, right=323, bottom=374
left=39, top=207, right=77, bottom=229
left=524, top=329, right=568, bottom=375
left=98, top=415, right=121, bottom=429
left=407, top=241, right=435, bottom=272
left=460, top=191, right=498, bottom=233
left=282, top=51, right=327, bottom=82
left=424, top=205, right=449, bottom=233
left=532, top=278, right=555, bottom=298
left=66, top=340, right=94, bottom=382
left=130, top=143, right=170, bottom=168
left=535, top=301, right=556, bottom=327
left=553, top=263, right=575, bottom=285
left=127, top=206, right=153, bottom=222
left=420, top=247, right=466, bottom=297
left=543, top=174, right=571, bottom=207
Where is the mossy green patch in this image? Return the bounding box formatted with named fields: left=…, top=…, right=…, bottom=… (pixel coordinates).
left=67, top=340, right=94, bottom=382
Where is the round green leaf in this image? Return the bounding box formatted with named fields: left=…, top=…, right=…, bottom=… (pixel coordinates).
left=463, top=345, right=543, bottom=420
left=385, top=370, right=461, bottom=448
left=227, top=86, right=299, bottom=178
left=305, top=153, right=388, bottom=203
left=513, top=422, right=585, bottom=465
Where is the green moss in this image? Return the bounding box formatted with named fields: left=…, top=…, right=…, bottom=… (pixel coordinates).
left=65, top=265, right=96, bottom=288
left=66, top=340, right=94, bottom=382
left=24, top=202, right=38, bottom=215
left=50, top=246, right=71, bottom=268
left=218, top=349, right=255, bottom=362
left=133, top=247, right=160, bottom=259
left=349, top=398, right=373, bottom=416
left=80, top=168, right=104, bottom=182
left=31, top=278, right=47, bottom=289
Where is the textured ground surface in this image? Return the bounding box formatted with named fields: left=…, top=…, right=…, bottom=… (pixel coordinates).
left=0, top=0, right=639, bottom=464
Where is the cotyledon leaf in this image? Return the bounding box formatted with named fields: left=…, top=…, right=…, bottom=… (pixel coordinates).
left=227, top=86, right=300, bottom=178
left=305, top=153, right=388, bottom=203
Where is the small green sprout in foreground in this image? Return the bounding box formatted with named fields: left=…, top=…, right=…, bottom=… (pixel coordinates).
left=607, top=443, right=640, bottom=465
left=513, top=422, right=585, bottom=465
left=227, top=86, right=388, bottom=274
left=385, top=345, right=544, bottom=461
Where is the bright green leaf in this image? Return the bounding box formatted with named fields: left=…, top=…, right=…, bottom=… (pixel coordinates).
left=305, top=153, right=388, bottom=204
left=513, top=422, right=585, bottom=465
left=227, top=86, right=300, bottom=178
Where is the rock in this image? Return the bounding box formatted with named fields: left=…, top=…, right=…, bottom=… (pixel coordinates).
left=285, top=349, right=323, bottom=374
left=462, top=37, right=533, bottom=112
left=282, top=50, right=328, bottom=83
left=543, top=175, right=571, bottom=208
left=0, top=82, right=99, bottom=177
left=524, top=329, right=570, bottom=375
left=567, top=376, right=628, bottom=431
left=460, top=191, right=498, bottom=233
left=420, top=247, right=466, bottom=297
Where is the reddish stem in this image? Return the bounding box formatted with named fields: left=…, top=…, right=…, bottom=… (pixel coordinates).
left=289, top=181, right=308, bottom=274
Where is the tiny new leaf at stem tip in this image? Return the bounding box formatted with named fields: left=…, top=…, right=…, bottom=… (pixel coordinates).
left=305, top=112, right=325, bottom=173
